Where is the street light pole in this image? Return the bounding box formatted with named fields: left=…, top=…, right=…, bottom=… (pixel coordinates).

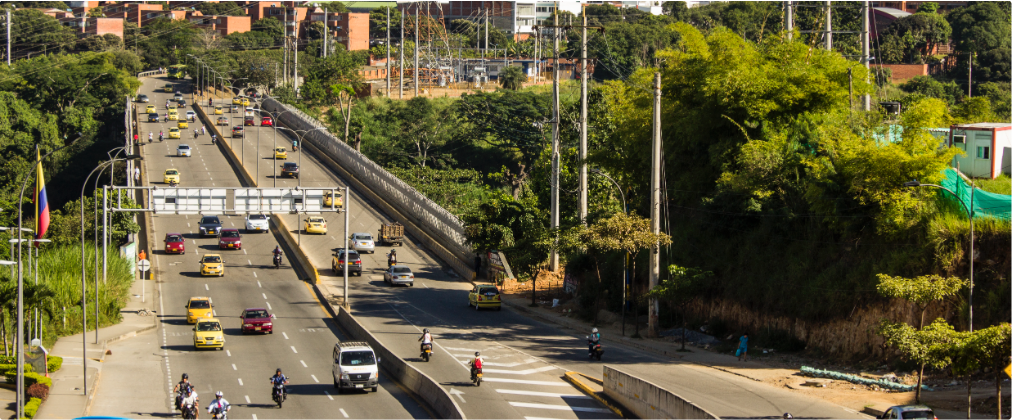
left=591, top=168, right=629, bottom=336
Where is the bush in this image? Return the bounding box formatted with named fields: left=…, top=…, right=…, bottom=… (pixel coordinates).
left=0, top=364, right=33, bottom=373
left=8, top=371, right=53, bottom=388
left=26, top=383, right=49, bottom=401
left=24, top=397, right=41, bottom=419
left=0, top=355, right=13, bottom=364
left=46, top=356, right=62, bottom=373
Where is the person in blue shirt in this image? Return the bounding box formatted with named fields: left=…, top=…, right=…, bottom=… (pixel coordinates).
left=737, top=332, right=749, bottom=362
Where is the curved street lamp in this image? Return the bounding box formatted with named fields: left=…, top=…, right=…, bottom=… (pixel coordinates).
left=590, top=168, right=632, bottom=336
left=277, top=126, right=330, bottom=189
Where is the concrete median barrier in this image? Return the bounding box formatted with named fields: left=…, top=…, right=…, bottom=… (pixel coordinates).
left=194, top=104, right=257, bottom=188
left=269, top=215, right=319, bottom=284
left=603, top=366, right=718, bottom=419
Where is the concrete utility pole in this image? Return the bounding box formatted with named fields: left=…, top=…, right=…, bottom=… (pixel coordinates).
left=399, top=6, right=404, bottom=99
left=7, top=9, right=11, bottom=65
left=824, top=1, right=832, bottom=50
left=386, top=7, right=391, bottom=97
left=284, top=9, right=288, bottom=84
left=294, top=37, right=299, bottom=92
left=647, top=72, right=662, bottom=338
left=785, top=1, right=793, bottom=41
left=484, top=9, right=489, bottom=60
left=323, top=11, right=328, bottom=58
left=862, top=0, right=870, bottom=111
left=549, top=7, right=560, bottom=272
left=413, top=3, right=419, bottom=98
left=578, top=4, right=588, bottom=225
left=968, top=52, right=973, bottom=98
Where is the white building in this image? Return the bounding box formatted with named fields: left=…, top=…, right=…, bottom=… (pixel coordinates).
left=948, top=123, right=1012, bottom=179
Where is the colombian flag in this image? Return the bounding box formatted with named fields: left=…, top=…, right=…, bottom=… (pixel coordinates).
left=34, top=147, right=49, bottom=244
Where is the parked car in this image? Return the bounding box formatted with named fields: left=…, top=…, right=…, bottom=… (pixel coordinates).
left=245, top=214, right=269, bottom=232
left=240, top=308, right=273, bottom=334
left=877, top=405, right=936, bottom=419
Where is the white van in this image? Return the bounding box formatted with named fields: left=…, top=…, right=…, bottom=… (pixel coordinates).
left=332, top=341, right=379, bottom=393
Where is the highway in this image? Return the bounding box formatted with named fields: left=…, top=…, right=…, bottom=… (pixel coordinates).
left=227, top=92, right=866, bottom=419
left=129, top=76, right=428, bottom=419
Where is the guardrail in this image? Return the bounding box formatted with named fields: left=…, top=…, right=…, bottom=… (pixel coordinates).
left=260, top=98, right=476, bottom=281
left=603, top=366, right=718, bottom=419
left=137, top=70, right=164, bottom=78
left=269, top=215, right=320, bottom=284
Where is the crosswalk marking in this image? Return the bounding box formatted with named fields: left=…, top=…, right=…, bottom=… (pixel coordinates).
left=509, top=402, right=612, bottom=413
left=482, top=378, right=572, bottom=387
left=481, top=366, right=558, bottom=375
left=496, top=389, right=591, bottom=399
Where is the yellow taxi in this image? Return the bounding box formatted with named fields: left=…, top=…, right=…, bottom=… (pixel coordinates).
left=145, top=105, right=156, bottom=114
left=163, top=168, right=180, bottom=184
left=178, top=119, right=189, bottom=129
left=468, top=284, right=502, bottom=311
left=168, top=111, right=179, bottom=121
left=168, top=128, right=181, bottom=139
left=193, top=317, right=225, bottom=350
left=200, top=254, right=224, bottom=277
left=168, top=105, right=178, bottom=113
left=231, top=97, right=243, bottom=105
left=323, top=190, right=343, bottom=208
left=304, top=217, right=328, bottom=234
left=163, top=84, right=173, bottom=93
left=240, top=96, right=250, bottom=106
left=214, top=105, right=223, bottom=115
left=185, top=297, right=213, bottom=324
left=274, top=147, right=287, bottom=159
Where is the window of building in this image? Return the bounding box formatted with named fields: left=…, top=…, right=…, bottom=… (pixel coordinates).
left=517, top=18, right=534, bottom=26
left=976, top=146, right=990, bottom=159
left=536, top=6, right=556, bottom=13
left=517, top=5, right=534, bottom=15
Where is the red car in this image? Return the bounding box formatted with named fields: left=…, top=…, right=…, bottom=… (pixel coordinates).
left=261, top=116, right=274, bottom=127
left=217, top=228, right=242, bottom=250
left=164, top=233, right=185, bottom=254
left=240, top=308, right=273, bottom=334
left=243, top=116, right=255, bottom=126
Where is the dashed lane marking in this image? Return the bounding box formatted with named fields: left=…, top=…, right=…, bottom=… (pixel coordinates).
left=282, top=332, right=288, bottom=339
left=339, top=408, right=349, bottom=418
left=324, top=391, right=333, bottom=400
left=311, top=375, right=319, bottom=383
left=232, top=364, right=237, bottom=370
left=300, top=360, right=307, bottom=367
left=238, top=378, right=243, bottom=386
left=509, top=402, right=612, bottom=413
left=290, top=346, right=298, bottom=354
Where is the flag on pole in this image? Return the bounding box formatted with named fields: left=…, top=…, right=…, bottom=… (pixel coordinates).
left=34, top=147, right=49, bottom=244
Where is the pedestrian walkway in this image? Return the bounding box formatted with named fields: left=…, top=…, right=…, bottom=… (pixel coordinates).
left=33, top=272, right=156, bottom=419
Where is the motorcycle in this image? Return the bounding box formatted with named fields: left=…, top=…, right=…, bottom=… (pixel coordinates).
left=421, top=343, right=432, bottom=362
left=181, top=402, right=197, bottom=419
left=292, top=144, right=299, bottom=151
left=169, top=179, right=178, bottom=188
left=273, top=253, right=282, bottom=269
left=587, top=337, right=604, bottom=361
left=210, top=404, right=230, bottom=419
left=159, top=135, right=164, bottom=142
left=271, top=383, right=287, bottom=408
left=470, top=367, right=482, bottom=387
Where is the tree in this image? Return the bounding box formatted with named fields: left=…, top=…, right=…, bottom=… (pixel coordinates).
left=498, top=66, right=526, bottom=91
left=878, top=12, right=951, bottom=64
left=393, top=97, right=456, bottom=167
left=226, top=31, right=276, bottom=50
left=878, top=318, right=963, bottom=403
left=87, top=6, right=105, bottom=17
left=900, top=75, right=963, bottom=105
left=947, top=2, right=1011, bottom=86
left=252, top=18, right=285, bottom=40
left=321, top=2, right=350, bottom=13
left=875, top=273, right=965, bottom=403
left=645, top=265, right=713, bottom=350
left=8, top=9, right=77, bottom=59
left=330, top=84, right=356, bottom=143
left=196, top=2, right=247, bottom=16
left=369, top=6, right=402, bottom=39
left=457, top=91, right=549, bottom=198
left=953, top=324, right=1012, bottom=419
left=306, top=21, right=327, bottom=41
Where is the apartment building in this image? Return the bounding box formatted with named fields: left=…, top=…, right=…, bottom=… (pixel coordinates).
left=188, top=14, right=253, bottom=36
left=34, top=7, right=123, bottom=38
left=306, top=8, right=371, bottom=51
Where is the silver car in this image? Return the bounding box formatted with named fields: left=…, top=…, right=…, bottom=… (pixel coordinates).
left=383, top=265, right=414, bottom=286
left=176, top=144, right=191, bottom=157
left=245, top=214, right=269, bottom=233
left=350, top=233, right=375, bottom=253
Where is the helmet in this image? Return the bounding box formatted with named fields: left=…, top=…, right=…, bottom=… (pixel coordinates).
left=592, top=328, right=598, bottom=333
left=181, top=373, right=189, bottom=380
left=423, top=328, right=429, bottom=333
left=391, top=249, right=396, bottom=253
left=216, top=391, right=223, bottom=398
left=474, top=351, right=480, bottom=357
left=276, top=368, right=282, bottom=373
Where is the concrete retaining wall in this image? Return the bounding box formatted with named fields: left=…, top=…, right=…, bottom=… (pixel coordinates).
left=603, top=366, right=718, bottom=419
left=260, top=99, right=475, bottom=281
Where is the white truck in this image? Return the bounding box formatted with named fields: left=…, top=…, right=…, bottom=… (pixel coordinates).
left=332, top=341, right=380, bottom=393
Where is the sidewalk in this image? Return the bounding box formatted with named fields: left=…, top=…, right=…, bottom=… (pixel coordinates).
left=33, top=273, right=157, bottom=419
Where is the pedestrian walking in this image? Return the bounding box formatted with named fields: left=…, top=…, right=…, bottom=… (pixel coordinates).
left=736, top=332, right=749, bottom=362
left=209, top=98, right=212, bottom=107
left=133, top=133, right=138, bottom=143
left=138, top=249, right=147, bottom=261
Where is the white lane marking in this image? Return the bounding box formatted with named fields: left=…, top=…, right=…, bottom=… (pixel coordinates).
left=192, top=240, right=196, bottom=244
left=226, top=350, right=231, bottom=357
left=230, top=222, right=234, bottom=226
left=510, top=402, right=611, bottom=413
left=253, top=272, right=257, bottom=278
left=300, top=360, right=307, bottom=367
left=204, top=284, right=209, bottom=290
left=290, top=346, right=298, bottom=354
left=324, top=391, right=333, bottom=400
left=262, top=293, right=267, bottom=299
left=243, top=249, right=247, bottom=254
left=238, top=378, right=243, bottom=386
left=311, top=374, right=319, bottom=383
left=481, top=366, right=558, bottom=375
left=245, top=395, right=250, bottom=404
left=282, top=332, right=288, bottom=339
left=339, top=409, right=349, bottom=418
left=232, top=364, right=237, bottom=370
left=187, top=223, right=191, bottom=227
left=248, top=259, right=252, bottom=266
left=497, top=389, right=591, bottom=399
left=266, top=302, right=272, bottom=310
left=456, top=358, right=539, bottom=368
left=252, top=415, right=257, bottom=420
left=482, top=378, right=572, bottom=386
left=524, top=417, right=568, bottom=420
left=257, top=280, right=262, bottom=288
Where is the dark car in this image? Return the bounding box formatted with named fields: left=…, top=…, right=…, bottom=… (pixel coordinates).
left=198, top=215, right=222, bottom=237
left=164, top=233, right=185, bottom=254
left=332, top=249, right=362, bottom=276
left=217, top=228, right=242, bottom=250
left=240, top=308, right=272, bottom=334
left=244, top=116, right=255, bottom=126
left=178, top=99, right=187, bottom=107
left=148, top=113, right=160, bottom=122
left=281, top=162, right=299, bottom=178
left=136, top=94, right=149, bottom=103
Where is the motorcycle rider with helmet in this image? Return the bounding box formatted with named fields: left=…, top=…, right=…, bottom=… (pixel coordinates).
left=588, top=328, right=602, bottom=356
left=469, top=351, right=483, bottom=381
left=272, top=246, right=283, bottom=268
left=207, top=391, right=230, bottom=419
left=180, top=387, right=199, bottom=419
left=418, top=328, right=434, bottom=356
left=269, top=368, right=289, bottom=404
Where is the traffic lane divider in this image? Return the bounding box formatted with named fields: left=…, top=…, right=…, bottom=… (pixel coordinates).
left=194, top=104, right=256, bottom=188
left=563, top=371, right=626, bottom=418
left=268, top=215, right=319, bottom=284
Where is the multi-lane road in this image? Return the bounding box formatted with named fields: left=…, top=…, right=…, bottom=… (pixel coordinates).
left=97, top=75, right=866, bottom=419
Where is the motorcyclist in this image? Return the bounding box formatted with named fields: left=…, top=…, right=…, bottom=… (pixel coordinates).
left=211, top=134, right=217, bottom=144
left=148, top=132, right=153, bottom=142
left=292, top=140, right=298, bottom=151
left=207, top=391, right=230, bottom=419
left=269, top=368, right=289, bottom=399
left=418, top=328, right=433, bottom=356
left=588, top=327, right=601, bottom=355
left=201, top=125, right=206, bottom=136
left=272, top=246, right=283, bottom=267
left=469, top=351, right=483, bottom=380
left=180, top=387, right=199, bottom=419
left=172, top=373, right=192, bottom=409
left=387, top=249, right=397, bottom=267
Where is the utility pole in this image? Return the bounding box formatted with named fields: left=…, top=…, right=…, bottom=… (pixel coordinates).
left=284, top=8, right=288, bottom=84
left=549, top=6, right=560, bottom=272
left=324, top=11, right=328, bottom=58
left=399, top=5, right=404, bottom=99
left=578, top=4, right=588, bottom=225
left=386, top=6, right=391, bottom=98
left=484, top=9, right=489, bottom=60
left=824, top=1, right=832, bottom=50
left=6, top=9, right=11, bottom=66
left=294, top=37, right=299, bottom=93
left=785, top=1, right=793, bottom=41
left=862, top=0, right=871, bottom=111
left=413, top=3, right=419, bottom=98
left=647, top=72, right=662, bottom=338
left=968, top=52, right=973, bottom=98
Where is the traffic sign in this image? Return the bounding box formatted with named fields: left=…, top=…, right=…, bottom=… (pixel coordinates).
left=1004, top=364, right=1011, bottom=379
left=137, top=259, right=151, bottom=272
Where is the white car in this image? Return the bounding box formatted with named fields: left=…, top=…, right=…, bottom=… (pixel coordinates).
left=245, top=214, right=269, bottom=233
left=177, top=144, right=191, bottom=157
left=244, top=107, right=254, bottom=118
left=186, top=110, right=196, bottom=120
left=383, top=265, right=414, bottom=286
left=350, top=233, right=375, bottom=254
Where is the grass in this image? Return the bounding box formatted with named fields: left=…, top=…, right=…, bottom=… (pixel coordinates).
left=975, top=174, right=1011, bottom=196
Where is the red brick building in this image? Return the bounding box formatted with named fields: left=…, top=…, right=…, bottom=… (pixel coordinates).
left=189, top=14, right=253, bottom=36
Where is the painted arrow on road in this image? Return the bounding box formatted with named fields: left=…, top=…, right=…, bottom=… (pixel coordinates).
left=449, top=388, right=466, bottom=403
